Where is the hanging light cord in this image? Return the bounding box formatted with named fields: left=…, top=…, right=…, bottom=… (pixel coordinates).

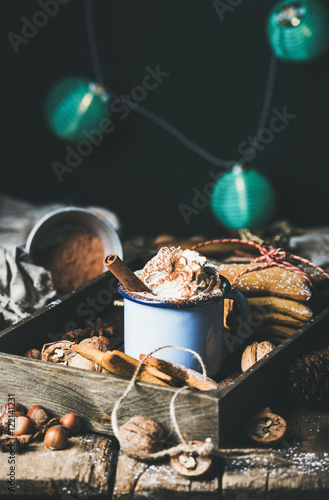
left=84, top=0, right=104, bottom=85
left=84, top=0, right=277, bottom=170
left=239, top=52, right=278, bottom=165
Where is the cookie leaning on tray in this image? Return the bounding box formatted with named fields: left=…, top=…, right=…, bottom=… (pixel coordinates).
left=217, top=263, right=316, bottom=331
left=209, top=241, right=329, bottom=345
left=151, top=235, right=329, bottom=346
left=152, top=236, right=329, bottom=347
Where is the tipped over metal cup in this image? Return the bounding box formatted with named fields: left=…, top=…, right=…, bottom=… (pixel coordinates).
left=25, top=206, right=123, bottom=269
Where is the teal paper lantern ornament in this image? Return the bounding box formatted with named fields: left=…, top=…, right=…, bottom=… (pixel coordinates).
left=267, top=0, right=329, bottom=62
left=45, top=77, right=110, bottom=142
left=210, top=164, right=276, bottom=229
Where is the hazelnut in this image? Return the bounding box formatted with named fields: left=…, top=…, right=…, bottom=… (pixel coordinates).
left=241, top=341, right=275, bottom=372
left=1, top=415, right=34, bottom=436
left=1, top=413, right=26, bottom=434
left=119, top=416, right=165, bottom=460
left=24, top=349, right=41, bottom=359
left=60, top=413, right=82, bottom=435
left=27, top=405, right=50, bottom=426
left=14, top=416, right=34, bottom=436
left=1, top=402, right=25, bottom=416
left=0, top=410, right=25, bottom=434
left=44, top=425, right=68, bottom=450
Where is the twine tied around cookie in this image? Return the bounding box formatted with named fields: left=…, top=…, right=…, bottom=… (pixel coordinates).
left=190, top=238, right=329, bottom=288
left=111, top=345, right=224, bottom=462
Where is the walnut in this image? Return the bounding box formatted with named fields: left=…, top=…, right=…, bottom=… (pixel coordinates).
left=79, top=336, right=108, bottom=352
left=119, top=416, right=165, bottom=460
left=41, top=338, right=108, bottom=372
left=68, top=336, right=108, bottom=372
left=241, top=341, right=275, bottom=372
left=41, top=341, right=74, bottom=364
left=245, top=408, right=287, bottom=445
left=170, top=440, right=213, bottom=477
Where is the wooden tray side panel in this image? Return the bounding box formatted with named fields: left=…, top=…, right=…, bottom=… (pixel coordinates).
left=217, top=307, right=329, bottom=447
left=0, top=353, right=220, bottom=446
left=0, top=272, right=119, bottom=355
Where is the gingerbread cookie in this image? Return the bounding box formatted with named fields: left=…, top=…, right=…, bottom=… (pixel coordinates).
left=248, top=324, right=297, bottom=337
left=227, top=309, right=305, bottom=329
left=246, top=324, right=297, bottom=345
left=217, top=264, right=313, bottom=302
left=239, top=296, right=313, bottom=322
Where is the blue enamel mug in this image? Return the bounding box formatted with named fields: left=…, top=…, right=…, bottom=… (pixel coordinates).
left=118, top=275, right=249, bottom=377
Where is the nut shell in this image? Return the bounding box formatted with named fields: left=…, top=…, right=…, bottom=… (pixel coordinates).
left=246, top=410, right=287, bottom=445
left=41, top=341, right=74, bottom=363
left=41, top=339, right=108, bottom=372
left=170, top=441, right=213, bottom=477
left=241, top=341, right=275, bottom=372
left=119, top=416, right=165, bottom=460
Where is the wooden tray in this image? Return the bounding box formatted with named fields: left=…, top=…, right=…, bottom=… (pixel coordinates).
left=0, top=269, right=328, bottom=447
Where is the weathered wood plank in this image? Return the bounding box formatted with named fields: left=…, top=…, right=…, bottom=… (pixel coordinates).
left=267, top=466, right=329, bottom=500
left=266, top=403, right=329, bottom=499
left=0, top=352, right=220, bottom=445
left=0, top=271, right=121, bottom=355
left=221, top=402, right=329, bottom=500
left=112, top=452, right=221, bottom=500
left=0, top=432, right=117, bottom=496
left=214, top=306, right=329, bottom=446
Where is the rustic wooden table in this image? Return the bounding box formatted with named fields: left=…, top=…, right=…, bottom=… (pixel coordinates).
left=1, top=400, right=328, bottom=499
left=0, top=236, right=328, bottom=498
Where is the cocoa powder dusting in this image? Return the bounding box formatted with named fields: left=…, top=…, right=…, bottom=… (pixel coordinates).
left=41, top=231, right=104, bottom=294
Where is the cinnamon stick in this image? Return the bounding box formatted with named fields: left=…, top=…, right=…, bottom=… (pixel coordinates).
left=72, top=345, right=170, bottom=386
left=139, top=355, right=219, bottom=391
left=104, top=254, right=152, bottom=293
left=112, top=350, right=178, bottom=386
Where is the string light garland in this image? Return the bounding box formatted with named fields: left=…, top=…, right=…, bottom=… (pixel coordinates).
left=45, top=77, right=110, bottom=142
left=267, top=0, right=329, bottom=62
left=210, top=165, right=276, bottom=229
left=84, top=0, right=278, bottom=229
left=46, top=0, right=277, bottom=173
left=44, top=0, right=327, bottom=228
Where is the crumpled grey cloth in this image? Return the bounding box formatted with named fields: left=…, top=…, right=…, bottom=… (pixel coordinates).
left=0, top=245, right=57, bottom=328
left=0, top=194, right=121, bottom=330
left=289, top=230, right=329, bottom=268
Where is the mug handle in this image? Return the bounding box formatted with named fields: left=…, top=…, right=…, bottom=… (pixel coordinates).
left=225, top=288, right=250, bottom=352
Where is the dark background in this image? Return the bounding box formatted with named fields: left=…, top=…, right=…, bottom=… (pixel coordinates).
left=0, top=0, right=328, bottom=239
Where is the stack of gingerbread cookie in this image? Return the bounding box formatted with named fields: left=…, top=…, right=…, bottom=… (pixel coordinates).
left=218, top=263, right=322, bottom=345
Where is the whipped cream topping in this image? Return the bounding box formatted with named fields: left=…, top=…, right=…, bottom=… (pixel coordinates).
left=136, top=247, right=222, bottom=301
